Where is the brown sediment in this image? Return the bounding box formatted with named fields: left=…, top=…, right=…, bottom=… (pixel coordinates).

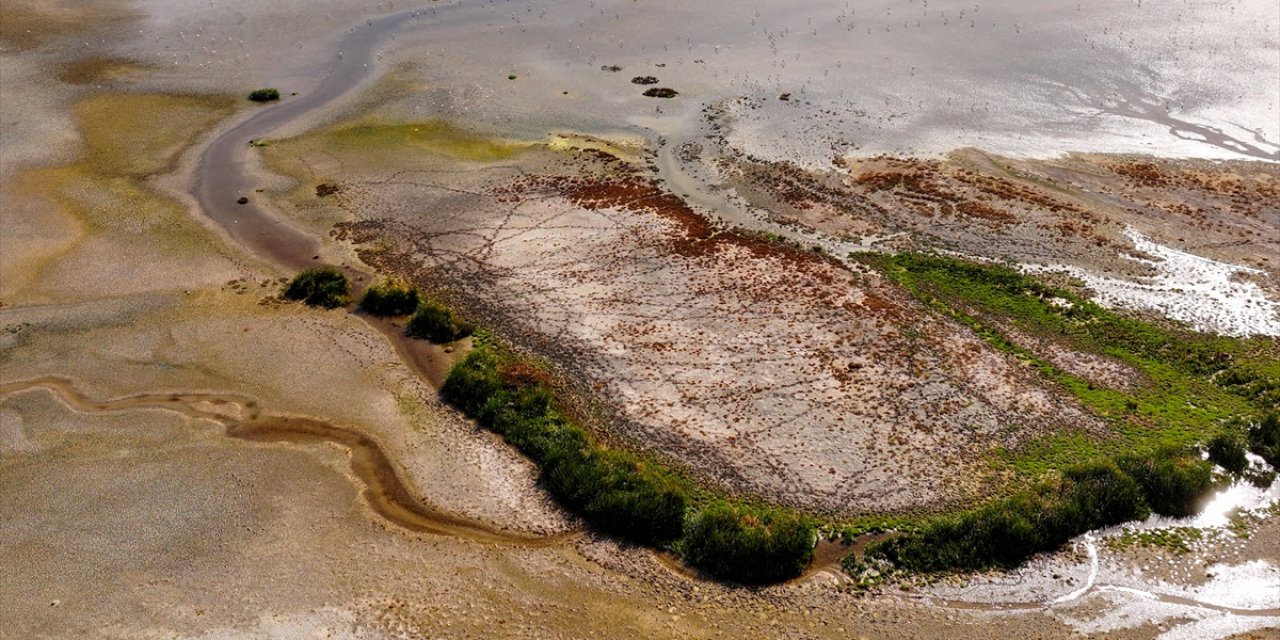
left=0, top=377, right=577, bottom=547
left=0, top=0, right=136, bottom=50
left=56, top=57, right=149, bottom=86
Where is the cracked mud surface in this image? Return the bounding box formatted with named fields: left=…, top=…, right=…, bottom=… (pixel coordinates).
left=287, top=135, right=1103, bottom=515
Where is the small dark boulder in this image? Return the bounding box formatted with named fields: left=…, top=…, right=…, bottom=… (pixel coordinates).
left=315, top=182, right=341, bottom=197
left=631, top=76, right=659, bottom=85
left=236, top=196, right=249, bottom=205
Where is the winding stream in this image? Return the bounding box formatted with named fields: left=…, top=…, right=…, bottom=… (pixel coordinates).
left=0, top=377, right=576, bottom=547
left=193, top=5, right=449, bottom=271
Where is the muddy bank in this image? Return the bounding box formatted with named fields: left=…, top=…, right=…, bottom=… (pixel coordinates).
left=0, top=377, right=572, bottom=546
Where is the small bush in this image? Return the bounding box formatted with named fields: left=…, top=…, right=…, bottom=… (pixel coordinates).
left=405, top=300, right=473, bottom=343
left=1248, top=412, right=1280, bottom=467
left=682, top=501, right=816, bottom=583
left=1207, top=432, right=1250, bottom=476
left=283, top=267, right=350, bottom=308
left=1118, top=448, right=1214, bottom=518
left=360, top=280, right=419, bottom=317
left=248, top=88, right=280, bottom=102
left=643, top=87, right=679, bottom=98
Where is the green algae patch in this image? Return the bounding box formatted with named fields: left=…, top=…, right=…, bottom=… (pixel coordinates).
left=57, top=58, right=150, bottom=86
left=5, top=91, right=242, bottom=302
left=1106, top=526, right=1207, bottom=555
left=74, top=93, right=237, bottom=178
left=323, top=121, right=526, bottom=163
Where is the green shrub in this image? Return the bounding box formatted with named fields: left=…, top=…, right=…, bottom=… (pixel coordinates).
left=406, top=300, right=473, bottom=343
left=283, top=267, right=350, bottom=308
left=441, top=344, right=825, bottom=576
left=867, top=460, right=1147, bottom=573
left=248, top=88, right=280, bottom=102
left=1117, top=448, right=1214, bottom=518
left=682, top=501, right=816, bottom=583
left=440, top=346, right=688, bottom=546
left=440, top=348, right=504, bottom=415
left=1207, top=432, right=1250, bottom=476
left=542, top=446, right=688, bottom=545
left=1248, top=412, right=1280, bottom=467
left=360, top=279, right=419, bottom=316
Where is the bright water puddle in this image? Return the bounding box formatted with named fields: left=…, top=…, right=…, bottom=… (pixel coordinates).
left=1023, top=227, right=1280, bottom=338
left=1125, top=453, right=1280, bottom=532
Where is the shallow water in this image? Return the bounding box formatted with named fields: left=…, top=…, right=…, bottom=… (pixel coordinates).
left=115, top=0, right=1280, bottom=166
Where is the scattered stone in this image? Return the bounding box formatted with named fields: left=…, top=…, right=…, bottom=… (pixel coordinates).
left=631, top=76, right=659, bottom=85
left=601, top=65, right=622, bottom=72
left=236, top=196, right=249, bottom=205
left=316, top=182, right=341, bottom=197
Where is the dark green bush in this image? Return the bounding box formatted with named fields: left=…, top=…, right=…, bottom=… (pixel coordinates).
left=1117, top=448, right=1214, bottom=518
left=442, top=345, right=822, bottom=572
left=1207, top=432, right=1250, bottom=476
left=406, top=300, right=473, bottom=343
left=283, top=267, right=350, bottom=308
left=867, top=460, right=1147, bottom=573
left=542, top=446, right=688, bottom=545
left=440, top=348, right=504, bottom=415
left=1248, top=412, right=1280, bottom=467
left=248, top=88, right=280, bottom=102
left=360, top=279, right=419, bottom=316
left=440, top=346, right=688, bottom=546
left=682, top=500, right=816, bottom=583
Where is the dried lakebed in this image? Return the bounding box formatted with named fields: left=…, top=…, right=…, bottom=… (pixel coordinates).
left=4, top=0, right=1279, bottom=637
left=0, top=377, right=574, bottom=548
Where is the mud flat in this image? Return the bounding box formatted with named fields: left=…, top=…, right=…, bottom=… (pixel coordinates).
left=300, top=131, right=1101, bottom=515
left=3, top=1, right=1278, bottom=639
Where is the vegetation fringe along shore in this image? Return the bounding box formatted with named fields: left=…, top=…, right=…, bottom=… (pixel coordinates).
left=284, top=250, right=1278, bottom=583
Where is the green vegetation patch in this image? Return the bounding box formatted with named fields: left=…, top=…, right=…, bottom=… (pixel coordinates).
left=858, top=460, right=1148, bottom=574
left=440, top=342, right=816, bottom=582
left=1246, top=413, right=1280, bottom=467
left=283, top=267, right=350, bottom=309
left=324, top=121, right=524, bottom=163
left=406, top=299, right=473, bottom=343
left=1106, top=526, right=1206, bottom=555
left=854, top=252, right=1277, bottom=472
left=248, top=88, right=280, bottom=102
left=1116, top=447, right=1216, bottom=519
left=681, top=501, right=817, bottom=583
left=1207, top=431, right=1250, bottom=476
left=844, top=251, right=1278, bottom=577
left=360, top=279, right=419, bottom=317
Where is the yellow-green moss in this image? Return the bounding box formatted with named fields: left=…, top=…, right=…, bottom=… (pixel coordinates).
left=323, top=120, right=526, bottom=163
